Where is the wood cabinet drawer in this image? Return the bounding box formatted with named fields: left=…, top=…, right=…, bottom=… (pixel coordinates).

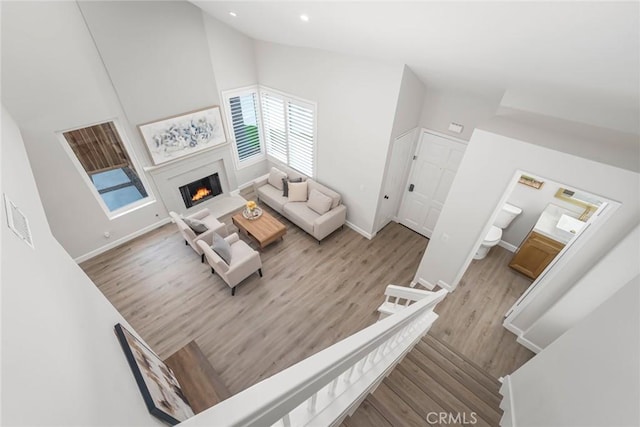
left=509, top=231, right=565, bottom=280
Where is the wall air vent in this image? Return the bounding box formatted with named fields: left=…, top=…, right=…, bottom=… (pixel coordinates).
left=4, top=194, right=34, bottom=248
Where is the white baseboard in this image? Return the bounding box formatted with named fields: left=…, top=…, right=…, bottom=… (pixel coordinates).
left=74, top=218, right=171, bottom=264
left=503, top=321, right=542, bottom=354
left=503, top=321, right=523, bottom=337
left=415, top=278, right=436, bottom=290
left=437, top=280, right=453, bottom=291
left=515, top=335, right=542, bottom=354
left=498, top=240, right=518, bottom=252
left=345, top=221, right=375, bottom=240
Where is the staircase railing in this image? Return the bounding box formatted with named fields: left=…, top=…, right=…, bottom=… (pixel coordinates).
left=377, top=284, right=442, bottom=319
left=180, top=286, right=448, bottom=427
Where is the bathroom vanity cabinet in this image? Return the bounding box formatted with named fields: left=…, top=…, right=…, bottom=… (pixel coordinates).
left=509, top=231, right=565, bottom=279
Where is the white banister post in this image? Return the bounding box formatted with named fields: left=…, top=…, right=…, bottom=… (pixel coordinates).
left=357, top=354, right=368, bottom=373
left=343, top=365, right=355, bottom=383
left=389, top=333, right=399, bottom=349
left=394, top=330, right=404, bottom=346
left=372, top=345, right=381, bottom=362
left=383, top=339, right=392, bottom=355
left=307, top=393, right=318, bottom=413
left=328, top=378, right=338, bottom=396
left=401, top=324, right=411, bottom=338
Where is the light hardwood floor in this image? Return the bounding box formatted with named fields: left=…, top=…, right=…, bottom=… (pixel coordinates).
left=82, top=209, right=428, bottom=395
left=81, top=207, right=533, bottom=395
left=429, top=246, right=535, bottom=379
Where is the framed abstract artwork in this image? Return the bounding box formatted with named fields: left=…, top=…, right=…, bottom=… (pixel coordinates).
left=138, top=106, right=227, bottom=165
left=114, top=323, right=194, bottom=425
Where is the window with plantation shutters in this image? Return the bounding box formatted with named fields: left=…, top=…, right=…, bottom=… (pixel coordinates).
left=260, top=89, right=316, bottom=177
left=287, top=102, right=314, bottom=176
left=223, top=87, right=266, bottom=168
left=261, top=92, right=287, bottom=164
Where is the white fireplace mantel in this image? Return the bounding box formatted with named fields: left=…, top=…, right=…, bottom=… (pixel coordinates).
left=146, top=145, right=245, bottom=218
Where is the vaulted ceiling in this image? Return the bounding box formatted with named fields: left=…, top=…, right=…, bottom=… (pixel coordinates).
left=193, top=1, right=640, bottom=134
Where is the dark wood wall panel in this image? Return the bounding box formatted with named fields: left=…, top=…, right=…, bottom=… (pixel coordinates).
left=63, top=122, right=131, bottom=174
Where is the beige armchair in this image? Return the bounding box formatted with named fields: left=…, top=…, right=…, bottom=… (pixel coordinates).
left=169, top=209, right=227, bottom=262
left=197, top=235, right=262, bottom=296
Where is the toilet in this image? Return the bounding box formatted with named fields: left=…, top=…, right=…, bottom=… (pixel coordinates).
left=474, top=203, right=523, bottom=260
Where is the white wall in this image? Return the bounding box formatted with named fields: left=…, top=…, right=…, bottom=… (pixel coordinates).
left=523, top=225, right=640, bottom=348
left=254, top=41, right=403, bottom=235
left=78, top=1, right=220, bottom=127
left=502, top=174, right=586, bottom=249
left=2, top=2, right=267, bottom=260
left=501, top=85, right=640, bottom=135
left=79, top=1, right=245, bottom=190
left=1, top=1, right=168, bottom=259
left=419, top=85, right=503, bottom=141
left=201, top=12, right=268, bottom=186
left=489, top=107, right=640, bottom=173
left=1, top=106, right=162, bottom=426
left=415, top=117, right=640, bottom=338
left=389, top=66, right=426, bottom=139
left=374, top=65, right=426, bottom=232
left=506, top=276, right=639, bottom=427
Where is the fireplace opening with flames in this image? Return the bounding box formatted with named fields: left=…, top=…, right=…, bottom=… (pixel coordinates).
left=179, top=173, right=222, bottom=209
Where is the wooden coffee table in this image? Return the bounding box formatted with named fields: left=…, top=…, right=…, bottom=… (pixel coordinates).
left=232, top=209, right=286, bottom=250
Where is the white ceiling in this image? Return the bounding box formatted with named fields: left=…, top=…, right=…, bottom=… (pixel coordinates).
left=193, top=1, right=640, bottom=134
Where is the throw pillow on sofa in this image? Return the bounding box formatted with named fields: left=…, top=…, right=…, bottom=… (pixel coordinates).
left=282, top=177, right=303, bottom=197
left=307, top=189, right=332, bottom=215
left=288, top=181, right=308, bottom=202
left=182, top=216, right=208, bottom=234
left=268, top=167, right=287, bottom=190
left=211, top=233, right=232, bottom=265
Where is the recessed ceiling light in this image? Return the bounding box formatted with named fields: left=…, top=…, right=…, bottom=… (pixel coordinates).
left=300, top=14, right=309, bottom=22
left=229, top=11, right=237, bottom=17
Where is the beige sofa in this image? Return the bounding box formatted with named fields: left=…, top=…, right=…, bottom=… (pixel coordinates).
left=253, top=166, right=347, bottom=242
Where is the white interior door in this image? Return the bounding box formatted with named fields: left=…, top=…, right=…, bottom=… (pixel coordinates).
left=398, top=131, right=467, bottom=238
left=376, top=130, right=416, bottom=231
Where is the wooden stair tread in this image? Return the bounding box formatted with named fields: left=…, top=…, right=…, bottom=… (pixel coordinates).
left=423, top=334, right=501, bottom=391
left=341, top=315, right=508, bottom=427
left=383, top=369, right=449, bottom=425
left=164, top=340, right=231, bottom=414
left=344, top=399, right=393, bottom=427
left=414, top=339, right=502, bottom=405
left=397, top=358, right=493, bottom=427
left=408, top=344, right=502, bottom=425
left=369, top=382, right=430, bottom=427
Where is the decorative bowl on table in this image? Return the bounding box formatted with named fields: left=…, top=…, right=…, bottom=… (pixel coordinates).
left=243, top=200, right=263, bottom=220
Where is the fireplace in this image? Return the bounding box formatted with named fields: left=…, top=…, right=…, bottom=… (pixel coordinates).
left=179, top=173, right=222, bottom=209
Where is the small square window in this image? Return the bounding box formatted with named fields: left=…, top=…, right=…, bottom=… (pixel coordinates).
left=62, top=121, right=150, bottom=214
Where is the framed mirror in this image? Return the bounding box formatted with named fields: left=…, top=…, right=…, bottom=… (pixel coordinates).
left=554, top=188, right=602, bottom=220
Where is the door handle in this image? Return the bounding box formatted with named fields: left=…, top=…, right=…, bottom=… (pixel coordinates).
left=408, top=184, right=415, bottom=192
